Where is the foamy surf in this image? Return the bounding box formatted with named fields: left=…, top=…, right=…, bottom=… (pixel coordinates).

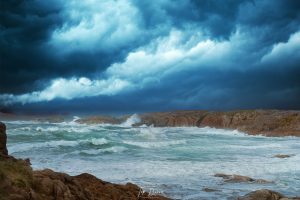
left=120, top=114, right=141, bottom=127
left=123, top=140, right=186, bottom=148
left=5, top=120, right=300, bottom=199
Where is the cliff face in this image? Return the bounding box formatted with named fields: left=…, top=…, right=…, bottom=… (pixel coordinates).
left=0, top=122, right=169, bottom=200
left=199, top=110, right=300, bottom=136
left=135, top=111, right=207, bottom=127
left=135, top=110, right=300, bottom=137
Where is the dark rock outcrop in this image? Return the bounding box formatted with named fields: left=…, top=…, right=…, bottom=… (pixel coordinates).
left=273, top=154, right=294, bottom=158
left=238, top=189, right=300, bottom=200
left=0, top=121, right=169, bottom=200
left=0, top=122, right=8, bottom=156
left=202, top=187, right=220, bottom=192
left=214, top=173, right=272, bottom=184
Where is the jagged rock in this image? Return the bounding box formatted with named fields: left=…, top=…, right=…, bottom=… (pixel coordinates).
left=214, top=173, right=272, bottom=183
left=132, top=110, right=300, bottom=137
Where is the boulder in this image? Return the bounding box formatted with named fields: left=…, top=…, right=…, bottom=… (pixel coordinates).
left=214, top=173, right=272, bottom=183
left=238, top=189, right=300, bottom=200
left=273, top=154, right=294, bottom=158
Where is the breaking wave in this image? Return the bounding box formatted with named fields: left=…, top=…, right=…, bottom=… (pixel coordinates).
left=123, top=140, right=186, bottom=148
left=79, top=146, right=127, bottom=155
left=121, top=114, right=141, bottom=127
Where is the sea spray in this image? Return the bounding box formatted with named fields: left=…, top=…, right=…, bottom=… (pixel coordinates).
left=121, top=114, right=141, bottom=127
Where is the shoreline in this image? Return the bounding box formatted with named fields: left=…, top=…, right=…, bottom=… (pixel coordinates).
left=1, top=109, right=300, bottom=137
left=1, top=120, right=300, bottom=199
left=0, top=122, right=169, bottom=200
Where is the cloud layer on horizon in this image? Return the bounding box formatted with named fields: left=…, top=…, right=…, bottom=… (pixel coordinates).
left=1, top=0, right=300, bottom=112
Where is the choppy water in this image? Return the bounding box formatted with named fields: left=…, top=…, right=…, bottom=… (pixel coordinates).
left=4, top=116, right=300, bottom=199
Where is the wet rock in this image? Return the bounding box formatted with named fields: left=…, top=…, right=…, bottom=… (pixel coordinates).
left=202, top=187, right=221, bottom=192
left=238, top=189, right=300, bottom=200
left=31, top=170, right=170, bottom=200
left=0, top=122, right=8, bottom=156
left=0, top=159, right=170, bottom=200
left=273, top=154, right=294, bottom=158
left=214, top=173, right=272, bottom=183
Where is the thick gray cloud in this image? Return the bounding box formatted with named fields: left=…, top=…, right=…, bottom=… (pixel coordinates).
left=0, top=0, right=300, bottom=112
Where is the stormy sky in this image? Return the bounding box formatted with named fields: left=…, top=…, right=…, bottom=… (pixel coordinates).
left=0, top=0, right=300, bottom=113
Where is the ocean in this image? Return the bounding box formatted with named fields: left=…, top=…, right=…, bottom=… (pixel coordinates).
left=4, top=115, right=300, bottom=199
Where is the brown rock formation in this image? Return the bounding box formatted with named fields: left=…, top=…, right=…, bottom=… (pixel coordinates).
left=214, top=173, right=272, bottom=184
left=0, top=122, right=169, bottom=200
left=2, top=109, right=300, bottom=136
left=135, top=111, right=207, bottom=127
left=238, top=189, right=300, bottom=200
left=133, top=110, right=300, bottom=137
left=199, top=110, right=300, bottom=136
left=75, top=116, right=122, bottom=124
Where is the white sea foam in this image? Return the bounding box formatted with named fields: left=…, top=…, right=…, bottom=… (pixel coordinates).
left=134, top=127, right=163, bottom=139
left=36, top=126, right=60, bottom=132
left=121, top=114, right=141, bottom=127
left=9, top=140, right=79, bottom=153
left=80, top=146, right=127, bottom=155
left=89, top=138, right=109, bottom=145
left=3, top=120, right=39, bottom=125
left=32, top=124, right=93, bottom=133
left=8, top=137, right=113, bottom=153
left=123, top=140, right=186, bottom=148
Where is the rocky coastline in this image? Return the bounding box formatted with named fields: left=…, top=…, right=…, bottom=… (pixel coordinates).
left=1, top=109, right=300, bottom=199
left=77, top=110, right=300, bottom=137
left=1, top=120, right=300, bottom=199
left=2, top=109, right=299, bottom=137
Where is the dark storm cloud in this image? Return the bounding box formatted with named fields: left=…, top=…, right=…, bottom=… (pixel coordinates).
left=0, top=0, right=143, bottom=93
left=1, top=0, right=300, bottom=111
left=132, top=0, right=250, bottom=39
left=0, top=0, right=64, bottom=93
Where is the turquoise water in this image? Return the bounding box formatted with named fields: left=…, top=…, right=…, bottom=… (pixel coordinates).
left=4, top=116, right=300, bottom=199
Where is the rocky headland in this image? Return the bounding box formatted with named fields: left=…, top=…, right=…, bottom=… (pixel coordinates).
left=75, top=110, right=300, bottom=137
